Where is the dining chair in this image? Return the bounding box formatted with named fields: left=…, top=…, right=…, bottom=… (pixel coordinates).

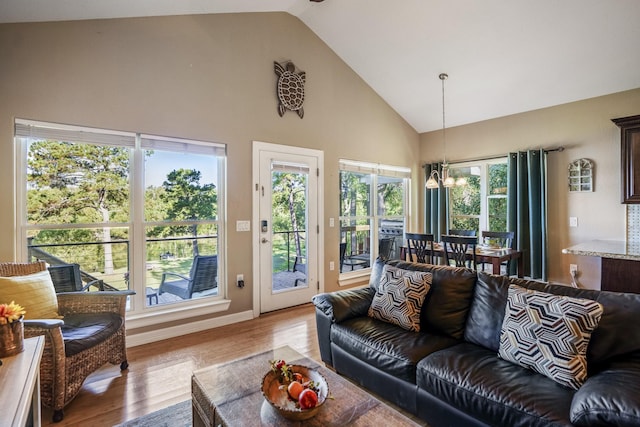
left=480, top=231, right=515, bottom=274
left=442, top=235, right=478, bottom=269
left=448, top=229, right=477, bottom=236
left=405, top=233, right=435, bottom=264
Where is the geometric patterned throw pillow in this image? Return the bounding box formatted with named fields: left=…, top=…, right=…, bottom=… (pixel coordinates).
left=498, top=284, right=603, bottom=390
left=368, top=265, right=432, bottom=332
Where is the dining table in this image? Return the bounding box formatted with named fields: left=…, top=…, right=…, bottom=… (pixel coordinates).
left=400, top=243, right=524, bottom=278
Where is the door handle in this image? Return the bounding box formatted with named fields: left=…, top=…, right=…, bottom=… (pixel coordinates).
left=261, top=238, right=269, bottom=244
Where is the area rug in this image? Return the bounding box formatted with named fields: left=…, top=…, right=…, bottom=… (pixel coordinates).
left=114, top=400, right=191, bottom=427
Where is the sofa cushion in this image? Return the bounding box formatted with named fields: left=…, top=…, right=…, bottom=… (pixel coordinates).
left=382, top=260, right=477, bottom=339
left=570, top=354, right=640, bottom=426
left=0, top=270, right=62, bottom=320
left=417, top=342, right=575, bottom=427
left=464, top=272, right=510, bottom=351
left=466, top=271, right=640, bottom=365
left=498, top=284, right=603, bottom=390
left=62, top=313, right=123, bottom=357
left=331, top=316, right=459, bottom=383
left=368, top=265, right=431, bottom=332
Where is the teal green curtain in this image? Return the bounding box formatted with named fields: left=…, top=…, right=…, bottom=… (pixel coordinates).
left=423, top=162, right=449, bottom=241
left=507, top=150, right=547, bottom=280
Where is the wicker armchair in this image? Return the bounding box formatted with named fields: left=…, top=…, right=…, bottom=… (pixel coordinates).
left=0, top=261, right=134, bottom=422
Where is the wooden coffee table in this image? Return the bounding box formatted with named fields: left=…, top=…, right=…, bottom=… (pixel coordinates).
left=191, top=346, right=423, bottom=426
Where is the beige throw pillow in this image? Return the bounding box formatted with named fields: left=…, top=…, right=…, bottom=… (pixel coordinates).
left=0, top=270, right=62, bottom=319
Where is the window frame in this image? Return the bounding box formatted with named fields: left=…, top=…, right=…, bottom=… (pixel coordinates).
left=448, top=158, right=508, bottom=234
left=15, top=119, right=230, bottom=325
left=338, top=159, right=410, bottom=282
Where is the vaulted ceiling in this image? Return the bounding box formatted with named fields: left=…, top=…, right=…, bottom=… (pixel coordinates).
left=2, top=0, right=639, bottom=132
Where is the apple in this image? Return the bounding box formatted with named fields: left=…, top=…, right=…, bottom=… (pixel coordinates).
left=287, top=381, right=304, bottom=400
left=298, top=388, right=318, bottom=409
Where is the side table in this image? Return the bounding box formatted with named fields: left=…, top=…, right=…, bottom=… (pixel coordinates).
left=0, top=336, right=45, bottom=427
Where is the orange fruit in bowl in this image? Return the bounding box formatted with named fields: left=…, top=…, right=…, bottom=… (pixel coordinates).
left=287, top=381, right=304, bottom=400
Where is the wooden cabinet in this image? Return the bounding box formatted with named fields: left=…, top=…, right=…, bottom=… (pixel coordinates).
left=613, top=114, right=640, bottom=204
left=601, top=257, right=640, bottom=294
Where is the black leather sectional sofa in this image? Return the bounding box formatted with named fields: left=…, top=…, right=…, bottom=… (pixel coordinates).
left=312, top=259, right=640, bottom=426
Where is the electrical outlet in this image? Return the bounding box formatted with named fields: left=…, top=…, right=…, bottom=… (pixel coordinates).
left=329, top=261, right=335, bottom=271
left=569, top=264, right=578, bottom=275
left=237, top=274, right=245, bottom=288
left=569, top=217, right=578, bottom=227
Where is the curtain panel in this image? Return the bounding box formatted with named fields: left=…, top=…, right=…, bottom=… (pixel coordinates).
left=507, top=149, right=548, bottom=280
left=423, top=162, right=449, bottom=241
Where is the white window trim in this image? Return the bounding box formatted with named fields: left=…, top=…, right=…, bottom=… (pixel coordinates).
left=14, top=119, right=230, bottom=324
left=448, top=158, right=507, bottom=232
left=338, top=159, right=411, bottom=282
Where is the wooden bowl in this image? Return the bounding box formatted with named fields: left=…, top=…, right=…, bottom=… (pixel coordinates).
left=261, top=365, right=329, bottom=421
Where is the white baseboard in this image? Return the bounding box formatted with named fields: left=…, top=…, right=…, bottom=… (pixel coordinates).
left=126, top=309, right=255, bottom=347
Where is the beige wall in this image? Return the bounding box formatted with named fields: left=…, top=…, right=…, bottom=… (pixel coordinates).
left=2, top=12, right=638, bottom=326
left=0, top=13, right=420, bottom=323
left=420, top=88, right=640, bottom=289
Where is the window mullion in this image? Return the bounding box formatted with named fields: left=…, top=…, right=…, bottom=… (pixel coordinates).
left=130, top=135, right=146, bottom=311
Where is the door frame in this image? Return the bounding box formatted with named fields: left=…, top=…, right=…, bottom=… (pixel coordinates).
left=252, top=141, right=324, bottom=317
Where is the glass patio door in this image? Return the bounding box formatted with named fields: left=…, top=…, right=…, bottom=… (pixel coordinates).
left=255, top=142, right=321, bottom=313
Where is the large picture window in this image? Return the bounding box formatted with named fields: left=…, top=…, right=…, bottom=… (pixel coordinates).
left=449, top=159, right=508, bottom=234
left=339, top=160, right=410, bottom=277
left=15, top=119, right=226, bottom=317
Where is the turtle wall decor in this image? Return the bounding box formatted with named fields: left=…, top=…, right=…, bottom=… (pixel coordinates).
left=274, top=60, right=306, bottom=118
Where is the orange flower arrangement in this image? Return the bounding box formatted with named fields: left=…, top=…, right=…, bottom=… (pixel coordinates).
left=0, top=301, right=26, bottom=325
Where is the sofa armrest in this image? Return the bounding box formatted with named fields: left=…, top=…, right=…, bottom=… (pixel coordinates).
left=312, top=287, right=375, bottom=324
left=570, top=357, right=640, bottom=426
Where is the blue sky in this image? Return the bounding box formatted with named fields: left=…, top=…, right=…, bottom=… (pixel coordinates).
left=145, top=150, right=217, bottom=187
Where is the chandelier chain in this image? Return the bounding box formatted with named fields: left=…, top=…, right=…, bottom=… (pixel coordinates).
left=440, top=73, right=447, bottom=164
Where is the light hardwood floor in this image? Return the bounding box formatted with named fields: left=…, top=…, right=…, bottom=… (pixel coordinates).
left=42, top=303, right=320, bottom=427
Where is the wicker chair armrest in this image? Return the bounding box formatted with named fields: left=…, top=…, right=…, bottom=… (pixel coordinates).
left=57, top=291, right=135, bottom=316
left=23, top=319, right=67, bottom=411
left=24, top=319, right=65, bottom=329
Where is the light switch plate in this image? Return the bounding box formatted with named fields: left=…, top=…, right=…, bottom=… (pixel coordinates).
left=236, top=220, right=250, bottom=232
left=569, top=217, right=578, bottom=227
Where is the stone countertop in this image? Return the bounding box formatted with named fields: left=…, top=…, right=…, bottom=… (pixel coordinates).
left=562, top=240, right=640, bottom=261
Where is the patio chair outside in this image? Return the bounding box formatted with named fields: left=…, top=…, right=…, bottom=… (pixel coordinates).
left=47, top=263, right=107, bottom=292
left=159, top=255, right=218, bottom=299
left=379, top=237, right=394, bottom=261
